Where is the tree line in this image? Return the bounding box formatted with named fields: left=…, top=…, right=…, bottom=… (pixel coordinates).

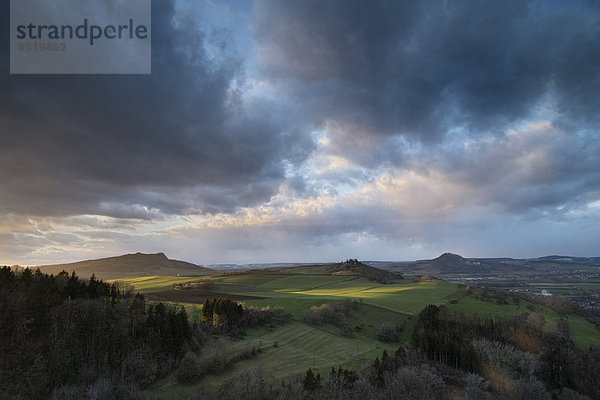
left=411, top=304, right=600, bottom=399
left=0, top=266, right=192, bottom=399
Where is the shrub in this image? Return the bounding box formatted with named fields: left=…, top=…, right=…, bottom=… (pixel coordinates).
left=558, top=388, right=592, bottom=400
left=25, top=355, right=48, bottom=399
left=511, top=376, right=550, bottom=400
left=201, top=338, right=228, bottom=372
left=382, top=368, right=427, bottom=400
left=217, top=366, right=267, bottom=400
left=376, top=322, right=399, bottom=342
left=471, top=339, right=539, bottom=375
left=86, top=378, right=146, bottom=400
left=176, top=352, right=204, bottom=384
left=122, top=349, right=157, bottom=388
left=302, top=300, right=360, bottom=337
left=50, top=385, right=85, bottom=400
left=340, top=321, right=354, bottom=337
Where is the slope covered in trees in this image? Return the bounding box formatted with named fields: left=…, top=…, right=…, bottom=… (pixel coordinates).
left=0, top=266, right=192, bottom=398
left=0, top=265, right=293, bottom=399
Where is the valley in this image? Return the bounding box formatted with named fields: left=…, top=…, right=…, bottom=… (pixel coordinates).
left=5, top=252, right=600, bottom=399
left=99, top=257, right=600, bottom=398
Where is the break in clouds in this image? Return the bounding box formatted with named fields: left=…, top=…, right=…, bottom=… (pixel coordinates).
left=1, top=0, right=600, bottom=264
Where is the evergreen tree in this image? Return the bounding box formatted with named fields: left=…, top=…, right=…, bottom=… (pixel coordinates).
left=303, top=368, right=319, bottom=391
left=202, top=298, right=214, bottom=323
left=24, top=355, right=48, bottom=399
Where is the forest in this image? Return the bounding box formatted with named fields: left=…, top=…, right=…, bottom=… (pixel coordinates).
left=0, top=267, right=286, bottom=399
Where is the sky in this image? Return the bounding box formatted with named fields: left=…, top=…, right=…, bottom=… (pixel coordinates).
left=1, top=0, right=600, bottom=266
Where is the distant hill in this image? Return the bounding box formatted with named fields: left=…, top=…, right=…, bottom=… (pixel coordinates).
left=413, top=252, right=505, bottom=274
left=424, top=252, right=491, bottom=273
left=530, top=255, right=600, bottom=265
left=36, top=252, right=214, bottom=280
left=369, top=252, right=600, bottom=279
left=430, top=253, right=466, bottom=270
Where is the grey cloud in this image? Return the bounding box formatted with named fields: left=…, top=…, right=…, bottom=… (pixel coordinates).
left=266, top=125, right=600, bottom=246
left=75, top=230, right=134, bottom=242
left=0, top=233, right=44, bottom=260
left=431, top=127, right=600, bottom=214
left=254, top=0, right=600, bottom=217
left=254, top=0, right=600, bottom=144
left=0, top=0, right=311, bottom=218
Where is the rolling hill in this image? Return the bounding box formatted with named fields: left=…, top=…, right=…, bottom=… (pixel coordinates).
left=36, top=252, right=215, bottom=280
left=329, top=258, right=403, bottom=282
left=120, top=262, right=600, bottom=398
left=371, top=253, right=600, bottom=276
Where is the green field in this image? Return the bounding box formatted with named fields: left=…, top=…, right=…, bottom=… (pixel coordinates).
left=115, top=266, right=600, bottom=397
left=110, top=275, right=205, bottom=293
left=150, top=321, right=394, bottom=398
left=446, top=296, right=599, bottom=348
left=115, top=269, right=600, bottom=349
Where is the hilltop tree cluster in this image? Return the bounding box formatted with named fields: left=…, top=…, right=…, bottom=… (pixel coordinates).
left=330, top=260, right=403, bottom=283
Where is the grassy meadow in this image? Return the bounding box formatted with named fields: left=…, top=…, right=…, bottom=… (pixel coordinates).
left=111, top=266, right=600, bottom=397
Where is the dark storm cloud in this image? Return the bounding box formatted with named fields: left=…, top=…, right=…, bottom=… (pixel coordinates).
left=253, top=0, right=600, bottom=228
left=254, top=0, right=600, bottom=144
left=0, top=0, right=312, bottom=218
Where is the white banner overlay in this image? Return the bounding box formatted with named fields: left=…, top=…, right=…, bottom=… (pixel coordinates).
left=10, top=0, right=151, bottom=74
